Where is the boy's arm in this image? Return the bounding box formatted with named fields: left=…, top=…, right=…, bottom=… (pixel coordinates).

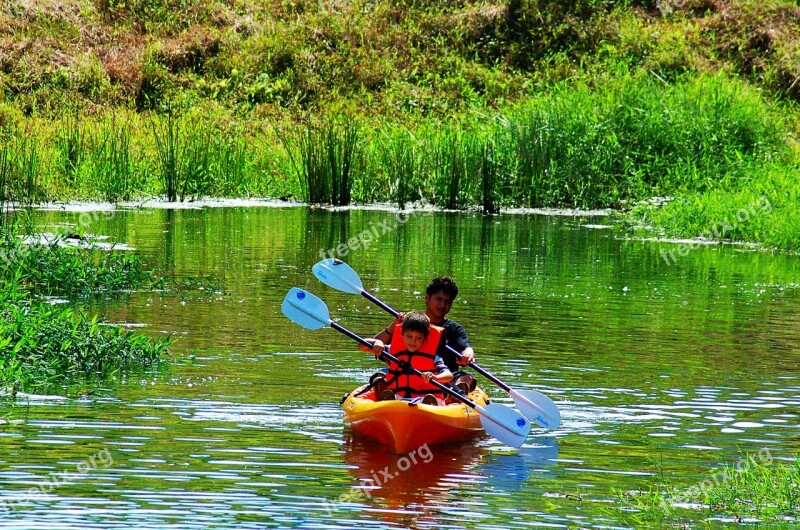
left=428, top=355, right=453, bottom=383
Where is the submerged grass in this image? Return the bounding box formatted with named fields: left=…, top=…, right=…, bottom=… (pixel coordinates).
left=616, top=454, right=800, bottom=526
left=0, top=217, right=169, bottom=395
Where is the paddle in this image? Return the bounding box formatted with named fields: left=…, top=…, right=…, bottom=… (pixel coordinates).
left=312, top=258, right=561, bottom=430
left=281, top=287, right=531, bottom=449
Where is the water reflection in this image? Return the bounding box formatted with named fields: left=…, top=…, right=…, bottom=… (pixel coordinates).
left=477, top=437, right=560, bottom=490
left=9, top=204, right=800, bottom=528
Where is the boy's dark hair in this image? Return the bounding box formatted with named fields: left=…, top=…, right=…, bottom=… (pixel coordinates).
left=426, top=276, right=458, bottom=300
left=402, top=311, right=430, bottom=337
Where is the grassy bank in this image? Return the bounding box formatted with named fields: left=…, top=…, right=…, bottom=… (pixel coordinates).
left=626, top=164, right=800, bottom=252
left=1, top=0, right=799, bottom=251
left=616, top=453, right=800, bottom=526
left=0, top=73, right=792, bottom=207
left=0, top=217, right=169, bottom=396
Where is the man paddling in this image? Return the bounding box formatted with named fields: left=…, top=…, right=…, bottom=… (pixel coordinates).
left=368, top=276, right=477, bottom=393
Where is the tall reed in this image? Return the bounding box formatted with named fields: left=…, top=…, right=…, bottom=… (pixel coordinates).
left=55, top=106, right=87, bottom=183
left=281, top=114, right=361, bottom=205
left=0, top=138, right=9, bottom=222
left=478, top=134, right=501, bottom=214
left=326, top=115, right=360, bottom=206
left=150, top=103, right=181, bottom=201
left=213, top=126, right=251, bottom=196
left=92, top=114, right=134, bottom=203
left=150, top=103, right=214, bottom=201
left=380, top=128, right=418, bottom=209
left=13, top=132, right=42, bottom=205
left=425, top=125, right=467, bottom=209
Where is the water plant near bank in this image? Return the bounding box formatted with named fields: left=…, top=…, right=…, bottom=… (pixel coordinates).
left=0, top=286, right=169, bottom=395
left=616, top=454, right=800, bottom=526
left=0, top=218, right=169, bottom=395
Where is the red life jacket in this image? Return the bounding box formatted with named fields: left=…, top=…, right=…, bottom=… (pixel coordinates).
left=384, top=325, right=446, bottom=398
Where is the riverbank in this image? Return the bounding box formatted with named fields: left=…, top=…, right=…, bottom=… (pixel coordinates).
left=2, top=71, right=799, bottom=249
left=615, top=450, right=800, bottom=526
left=2, top=1, right=799, bottom=252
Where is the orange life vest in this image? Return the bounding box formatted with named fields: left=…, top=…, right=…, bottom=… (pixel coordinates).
left=385, top=325, right=446, bottom=398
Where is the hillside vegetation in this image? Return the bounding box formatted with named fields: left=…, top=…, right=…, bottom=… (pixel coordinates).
left=1, top=0, right=799, bottom=248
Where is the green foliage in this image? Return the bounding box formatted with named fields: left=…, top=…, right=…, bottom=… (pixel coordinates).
left=0, top=219, right=168, bottom=395
left=280, top=114, right=362, bottom=205
left=150, top=102, right=214, bottom=201
left=379, top=128, right=420, bottom=210
left=91, top=114, right=134, bottom=202
left=616, top=454, right=800, bottom=526
left=627, top=164, right=800, bottom=251
left=0, top=287, right=168, bottom=395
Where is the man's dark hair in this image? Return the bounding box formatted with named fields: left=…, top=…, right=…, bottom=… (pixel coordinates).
left=402, top=311, right=430, bottom=336
left=426, top=276, right=458, bottom=300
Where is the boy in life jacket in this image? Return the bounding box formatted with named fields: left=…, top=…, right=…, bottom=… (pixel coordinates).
left=364, top=311, right=453, bottom=406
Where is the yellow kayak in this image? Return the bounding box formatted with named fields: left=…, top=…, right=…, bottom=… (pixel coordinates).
left=342, top=384, right=490, bottom=453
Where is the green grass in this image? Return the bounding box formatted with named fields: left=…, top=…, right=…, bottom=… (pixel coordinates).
left=0, top=286, right=169, bottom=395
left=1, top=72, right=792, bottom=214
left=625, top=164, right=800, bottom=251
left=616, top=453, right=800, bottom=526
left=0, top=217, right=169, bottom=395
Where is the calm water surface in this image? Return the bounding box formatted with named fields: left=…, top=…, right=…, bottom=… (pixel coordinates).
left=2, top=205, right=800, bottom=528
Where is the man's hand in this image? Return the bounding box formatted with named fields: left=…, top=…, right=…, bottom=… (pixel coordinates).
left=457, top=347, right=475, bottom=366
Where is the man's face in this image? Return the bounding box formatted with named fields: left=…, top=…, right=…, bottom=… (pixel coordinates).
left=425, top=291, right=453, bottom=321
left=402, top=330, right=427, bottom=352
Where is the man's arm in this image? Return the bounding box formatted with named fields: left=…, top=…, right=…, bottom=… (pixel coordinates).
left=446, top=321, right=475, bottom=365
left=360, top=313, right=404, bottom=353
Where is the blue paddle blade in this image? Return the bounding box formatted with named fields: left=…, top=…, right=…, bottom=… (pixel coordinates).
left=477, top=403, right=531, bottom=448
left=312, top=259, right=364, bottom=295
left=510, top=389, right=561, bottom=430
left=281, top=288, right=331, bottom=330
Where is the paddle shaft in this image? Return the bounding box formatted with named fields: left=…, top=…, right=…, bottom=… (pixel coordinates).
left=358, top=289, right=514, bottom=393
left=329, top=320, right=479, bottom=411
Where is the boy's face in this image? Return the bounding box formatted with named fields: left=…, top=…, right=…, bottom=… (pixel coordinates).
left=402, top=330, right=427, bottom=352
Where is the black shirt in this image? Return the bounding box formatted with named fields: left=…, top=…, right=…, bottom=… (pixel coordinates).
left=437, top=319, right=471, bottom=372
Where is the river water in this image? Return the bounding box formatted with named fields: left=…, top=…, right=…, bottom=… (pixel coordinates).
left=2, top=204, right=799, bottom=528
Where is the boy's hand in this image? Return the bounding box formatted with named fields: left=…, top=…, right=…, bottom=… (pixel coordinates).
left=421, top=371, right=434, bottom=382
left=359, top=338, right=385, bottom=357
left=371, top=339, right=385, bottom=358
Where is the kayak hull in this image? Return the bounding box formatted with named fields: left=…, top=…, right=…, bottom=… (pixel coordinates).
left=342, top=384, right=489, bottom=453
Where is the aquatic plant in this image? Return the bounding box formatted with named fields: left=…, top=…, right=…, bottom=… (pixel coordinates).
left=0, top=287, right=169, bottom=395
left=0, top=219, right=169, bottom=395
left=151, top=103, right=217, bottom=201
left=616, top=453, right=800, bottom=526
left=379, top=128, right=419, bottom=210
left=55, top=107, right=88, bottom=183
left=280, top=114, right=361, bottom=205
left=91, top=114, right=135, bottom=203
